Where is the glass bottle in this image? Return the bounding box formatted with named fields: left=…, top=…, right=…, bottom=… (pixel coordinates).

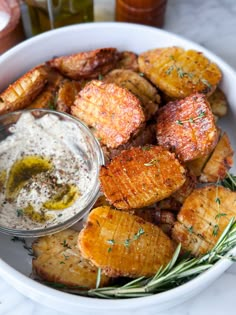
left=24, top=0, right=94, bottom=35
left=115, top=0, right=167, bottom=28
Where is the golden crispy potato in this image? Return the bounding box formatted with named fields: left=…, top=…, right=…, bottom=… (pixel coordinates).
left=32, top=229, right=110, bottom=288
left=101, top=122, right=156, bottom=162
left=208, top=88, right=228, bottom=117
left=27, top=70, right=63, bottom=109
left=172, top=186, right=236, bottom=255
left=0, top=65, right=48, bottom=114
left=172, top=169, right=197, bottom=203
left=56, top=79, right=82, bottom=113
left=156, top=93, right=218, bottom=162
left=48, top=48, right=119, bottom=80
left=71, top=80, right=145, bottom=149
left=104, top=69, right=160, bottom=120
left=200, top=132, right=234, bottom=182
left=78, top=206, right=176, bottom=278
left=116, top=51, right=139, bottom=71
left=99, top=146, right=186, bottom=209
left=186, top=154, right=211, bottom=177
left=138, top=47, right=222, bottom=99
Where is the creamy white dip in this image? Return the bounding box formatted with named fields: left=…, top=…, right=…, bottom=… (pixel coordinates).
left=0, top=112, right=96, bottom=230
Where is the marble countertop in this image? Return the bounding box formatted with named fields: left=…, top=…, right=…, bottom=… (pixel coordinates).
left=1, top=0, right=236, bottom=314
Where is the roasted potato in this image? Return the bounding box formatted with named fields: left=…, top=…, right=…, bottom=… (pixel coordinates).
left=132, top=207, right=176, bottom=235
left=32, top=229, right=110, bottom=288
left=27, top=70, right=63, bottom=109
left=156, top=93, right=218, bottom=162
left=172, top=169, right=197, bottom=203
left=101, top=122, right=156, bottom=162
left=208, top=87, right=228, bottom=117
left=0, top=65, right=48, bottom=114
left=200, top=132, right=234, bottom=182
left=48, top=48, right=119, bottom=80
left=186, top=154, right=211, bottom=177
left=104, top=69, right=160, bottom=120
left=138, top=47, right=222, bottom=99
left=99, top=146, right=186, bottom=209
left=172, top=186, right=236, bottom=255
left=55, top=79, right=82, bottom=113
left=71, top=80, right=145, bottom=149
left=156, top=197, right=181, bottom=212
left=116, top=51, right=139, bottom=71
left=78, top=206, right=176, bottom=278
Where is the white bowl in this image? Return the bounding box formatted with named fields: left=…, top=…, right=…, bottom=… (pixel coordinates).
left=0, top=22, right=236, bottom=315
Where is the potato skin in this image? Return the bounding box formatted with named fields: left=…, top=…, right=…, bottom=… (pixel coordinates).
left=200, top=132, right=234, bottom=183
left=172, top=186, right=236, bottom=255
left=116, top=51, right=139, bottom=72
left=0, top=65, right=48, bottom=114
left=71, top=80, right=145, bottom=149
left=104, top=69, right=160, bottom=120
left=99, top=146, right=186, bottom=209
left=208, top=87, right=228, bottom=117
left=138, top=47, right=222, bottom=99
left=78, top=206, right=176, bottom=278
left=48, top=48, right=119, bottom=80
left=32, top=229, right=110, bottom=288
left=156, top=93, right=218, bottom=162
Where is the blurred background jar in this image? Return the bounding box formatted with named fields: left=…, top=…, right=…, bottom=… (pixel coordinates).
left=23, top=0, right=94, bottom=36
left=115, top=0, right=167, bottom=28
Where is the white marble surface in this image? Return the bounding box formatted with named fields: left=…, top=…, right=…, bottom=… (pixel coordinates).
left=1, top=0, right=236, bottom=314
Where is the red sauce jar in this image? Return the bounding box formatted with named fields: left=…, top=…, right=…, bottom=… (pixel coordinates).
left=115, top=0, right=167, bottom=27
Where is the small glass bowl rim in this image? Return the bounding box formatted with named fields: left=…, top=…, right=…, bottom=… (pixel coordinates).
left=0, top=108, right=104, bottom=237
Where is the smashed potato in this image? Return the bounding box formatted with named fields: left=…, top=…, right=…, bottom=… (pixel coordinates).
left=200, top=132, right=234, bottom=182
left=27, top=70, right=63, bottom=109
left=56, top=79, right=82, bottom=113
left=104, top=69, right=160, bottom=120
left=138, top=47, right=222, bottom=99
left=99, top=146, right=186, bottom=209
left=71, top=80, right=145, bottom=148
left=0, top=65, right=48, bottom=114
left=172, top=186, right=236, bottom=255
left=48, top=48, right=119, bottom=80
left=32, top=229, right=110, bottom=288
left=208, top=87, right=228, bottom=117
left=116, top=51, right=139, bottom=71
left=78, top=206, right=176, bottom=278
left=156, top=93, right=218, bottom=162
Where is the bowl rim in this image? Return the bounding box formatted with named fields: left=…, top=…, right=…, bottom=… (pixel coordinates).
left=0, top=108, right=104, bottom=237
left=0, top=21, right=236, bottom=309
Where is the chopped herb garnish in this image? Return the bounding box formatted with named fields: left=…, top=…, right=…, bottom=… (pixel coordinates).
left=142, top=146, right=151, bottom=151
left=201, top=78, right=212, bottom=88
left=61, top=240, right=71, bottom=249
left=124, top=239, right=131, bottom=248
left=215, top=213, right=227, bottom=219
left=133, top=228, right=145, bottom=240
left=139, top=72, right=144, bottom=77
left=16, top=209, right=24, bottom=217
left=58, top=213, right=63, bottom=217
left=60, top=261, right=65, bottom=264
left=215, top=197, right=221, bottom=204
left=108, top=247, right=112, bottom=253
left=176, top=111, right=206, bottom=125
left=144, top=158, right=159, bottom=166
left=213, top=224, right=219, bottom=236
left=165, top=65, right=174, bottom=75
left=98, top=74, right=103, bottom=80
left=188, top=226, right=193, bottom=233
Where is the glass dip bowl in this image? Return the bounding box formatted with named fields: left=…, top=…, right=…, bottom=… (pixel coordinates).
left=0, top=109, right=104, bottom=237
